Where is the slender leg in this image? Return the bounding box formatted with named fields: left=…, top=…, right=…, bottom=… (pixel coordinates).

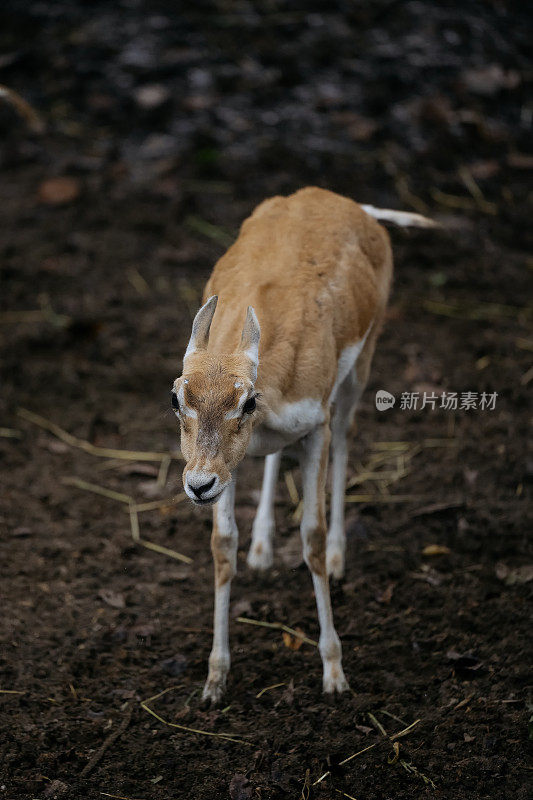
left=247, top=450, right=281, bottom=570
left=202, top=478, right=238, bottom=703
left=299, top=423, right=349, bottom=694
left=327, top=372, right=359, bottom=579
left=327, top=329, right=380, bottom=579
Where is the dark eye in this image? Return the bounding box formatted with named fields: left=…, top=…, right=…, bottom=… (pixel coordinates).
left=242, top=396, right=256, bottom=415
left=171, top=391, right=180, bottom=412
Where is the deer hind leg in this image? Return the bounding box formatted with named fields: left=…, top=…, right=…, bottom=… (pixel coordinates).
left=299, top=423, right=348, bottom=694
left=203, top=478, right=238, bottom=704
left=327, top=330, right=380, bottom=579
left=247, top=450, right=281, bottom=570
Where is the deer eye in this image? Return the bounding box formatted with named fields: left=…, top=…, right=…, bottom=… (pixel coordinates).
left=242, top=396, right=256, bottom=415
left=171, top=391, right=180, bottom=413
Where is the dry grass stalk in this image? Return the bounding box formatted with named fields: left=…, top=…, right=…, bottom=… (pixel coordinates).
left=423, top=299, right=530, bottom=322
left=130, top=494, right=187, bottom=513
left=18, top=407, right=177, bottom=462
left=62, top=477, right=192, bottom=564
left=127, top=267, right=150, bottom=296
left=459, top=167, right=498, bottom=214
left=335, top=790, right=359, bottom=800
left=344, top=494, right=423, bottom=504
left=394, top=174, right=430, bottom=215
left=63, top=477, right=131, bottom=504
left=255, top=682, right=286, bottom=699
left=0, top=427, right=22, bottom=438
left=291, top=498, right=304, bottom=522
left=185, top=214, right=235, bottom=247
left=0, top=84, right=45, bottom=132
left=140, top=687, right=251, bottom=745
left=79, top=704, right=133, bottom=777
left=431, top=187, right=483, bottom=212
left=236, top=616, right=318, bottom=647
left=312, top=717, right=421, bottom=786
left=284, top=470, right=300, bottom=505
left=157, top=454, right=172, bottom=489
left=0, top=309, right=71, bottom=326
left=347, top=469, right=409, bottom=487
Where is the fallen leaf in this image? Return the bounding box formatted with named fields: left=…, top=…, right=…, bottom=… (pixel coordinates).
left=462, top=64, right=520, bottom=95
left=463, top=469, right=478, bottom=488
left=97, top=589, right=125, bottom=609
left=44, top=779, right=69, bottom=798
left=507, top=153, right=533, bottom=170
left=464, top=732, right=475, bottom=742
left=423, top=544, right=451, bottom=556
left=282, top=627, right=305, bottom=651
left=11, top=526, right=32, bottom=538
left=376, top=582, right=395, bottom=604
left=134, top=84, right=170, bottom=109
left=468, top=160, right=500, bottom=180
left=356, top=724, right=373, bottom=735
left=231, top=598, right=253, bottom=618
left=447, top=649, right=483, bottom=678
left=409, top=569, right=442, bottom=586
left=495, top=563, right=533, bottom=585
left=38, top=176, right=80, bottom=205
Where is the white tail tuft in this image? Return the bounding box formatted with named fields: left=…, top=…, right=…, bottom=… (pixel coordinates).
left=361, top=204, right=439, bottom=229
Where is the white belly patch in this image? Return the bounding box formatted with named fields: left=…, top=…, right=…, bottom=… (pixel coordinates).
left=248, top=327, right=372, bottom=457
left=248, top=398, right=325, bottom=456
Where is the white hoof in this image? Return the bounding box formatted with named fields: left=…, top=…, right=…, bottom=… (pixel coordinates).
left=326, top=546, right=345, bottom=580
left=247, top=540, right=273, bottom=571
left=202, top=674, right=227, bottom=704
left=323, top=663, right=350, bottom=694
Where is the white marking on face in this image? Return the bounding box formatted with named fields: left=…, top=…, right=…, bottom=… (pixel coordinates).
left=223, top=389, right=249, bottom=420
left=177, top=383, right=198, bottom=419
left=328, top=325, right=372, bottom=405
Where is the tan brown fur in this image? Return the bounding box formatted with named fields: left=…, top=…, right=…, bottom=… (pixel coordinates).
left=203, top=187, right=392, bottom=407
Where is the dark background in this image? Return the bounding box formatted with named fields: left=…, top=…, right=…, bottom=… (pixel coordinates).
left=0, top=2, right=531, bottom=799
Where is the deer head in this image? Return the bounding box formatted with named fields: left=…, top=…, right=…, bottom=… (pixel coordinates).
left=172, top=296, right=260, bottom=505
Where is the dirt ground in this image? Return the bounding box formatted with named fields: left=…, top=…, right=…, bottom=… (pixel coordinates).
left=0, top=2, right=531, bottom=799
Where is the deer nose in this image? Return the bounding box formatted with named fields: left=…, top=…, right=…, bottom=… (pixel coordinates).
left=187, top=475, right=216, bottom=499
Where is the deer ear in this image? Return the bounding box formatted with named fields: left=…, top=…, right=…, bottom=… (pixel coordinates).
left=240, top=306, right=260, bottom=382
left=184, top=296, right=218, bottom=361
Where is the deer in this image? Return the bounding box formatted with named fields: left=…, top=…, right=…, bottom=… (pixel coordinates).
left=171, top=187, right=436, bottom=703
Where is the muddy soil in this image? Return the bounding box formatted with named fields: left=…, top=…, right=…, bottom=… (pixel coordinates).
left=0, top=2, right=531, bottom=799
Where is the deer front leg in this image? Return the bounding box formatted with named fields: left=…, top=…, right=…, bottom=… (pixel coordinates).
left=247, top=450, right=281, bottom=570
left=203, top=478, right=238, bottom=704
left=299, top=424, right=349, bottom=694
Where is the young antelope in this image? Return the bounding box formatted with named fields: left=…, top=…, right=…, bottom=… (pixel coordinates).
left=171, top=187, right=435, bottom=702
